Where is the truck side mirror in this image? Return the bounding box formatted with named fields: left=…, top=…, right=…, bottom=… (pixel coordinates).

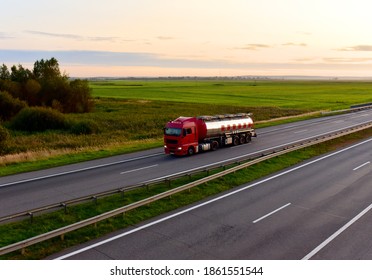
left=183, top=129, right=187, bottom=137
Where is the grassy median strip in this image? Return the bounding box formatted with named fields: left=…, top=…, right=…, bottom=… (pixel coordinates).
left=1, top=128, right=372, bottom=260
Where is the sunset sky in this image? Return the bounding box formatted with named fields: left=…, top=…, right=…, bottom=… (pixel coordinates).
left=1, top=0, right=372, bottom=77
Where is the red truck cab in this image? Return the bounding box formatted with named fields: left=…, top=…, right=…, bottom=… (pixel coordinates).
left=164, top=117, right=199, bottom=156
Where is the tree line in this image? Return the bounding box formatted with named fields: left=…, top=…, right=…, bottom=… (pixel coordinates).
left=0, top=57, right=94, bottom=121
left=0, top=58, right=96, bottom=149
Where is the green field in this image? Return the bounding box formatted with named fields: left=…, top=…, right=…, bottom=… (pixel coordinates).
left=1, top=79, right=372, bottom=175
left=91, top=79, right=372, bottom=110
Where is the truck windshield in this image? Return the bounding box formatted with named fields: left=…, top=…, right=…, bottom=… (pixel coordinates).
left=165, top=127, right=182, bottom=136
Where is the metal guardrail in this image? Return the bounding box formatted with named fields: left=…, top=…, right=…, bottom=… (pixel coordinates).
left=1, top=121, right=372, bottom=256
left=321, top=104, right=372, bottom=115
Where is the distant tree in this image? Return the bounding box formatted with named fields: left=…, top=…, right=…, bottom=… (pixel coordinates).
left=10, top=64, right=32, bottom=83
left=67, top=79, right=94, bottom=113
left=33, top=57, right=67, bottom=81
left=0, top=64, right=10, bottom=80
left=0, top=64, right=11, bottom=93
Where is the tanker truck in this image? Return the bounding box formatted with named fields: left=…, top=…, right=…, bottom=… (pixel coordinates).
left=164, top=113, right=256, bottom=156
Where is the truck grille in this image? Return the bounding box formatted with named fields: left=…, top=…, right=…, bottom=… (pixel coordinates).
left=166, top=139, right=178, bottom=144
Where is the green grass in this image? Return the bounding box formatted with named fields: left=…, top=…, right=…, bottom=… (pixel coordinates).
left=91, top=80, right=372, bottom=110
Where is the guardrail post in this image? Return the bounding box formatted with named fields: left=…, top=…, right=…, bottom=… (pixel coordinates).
left=28, top=212, right=33, bottom=223
left=92, top=196, right=97, bottom=205
left=166, top=179, right=171, bottom=188
left=61, top=203, right=67, bottom=214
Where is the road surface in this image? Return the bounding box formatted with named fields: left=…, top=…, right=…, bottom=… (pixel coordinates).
left=1, top=109, right=372, bottom=219
left=51, top=137, right=372, bottom=260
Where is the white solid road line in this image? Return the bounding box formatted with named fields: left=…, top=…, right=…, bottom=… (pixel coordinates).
left=252, top=203, right=291, bottom=224
left=55, top=137, right=372, bottom=260
left=120, top=165, right=158, bottom=175
left=353, top=161, right=370, bottom=171
left=302, top=203, right=372, bottom=260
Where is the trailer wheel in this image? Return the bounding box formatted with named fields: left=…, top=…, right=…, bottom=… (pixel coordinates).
left=246, top=135, right=252, bottom=143
left=233, top=136, right=240, bottom=146
left=239, top=135, right=246, bottom=144
left=187, top=146, right=195, bottom=156
left=211, top=141, right=219, bottom=151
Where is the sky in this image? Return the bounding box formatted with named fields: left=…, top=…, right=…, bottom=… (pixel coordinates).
left=1, top=0, right=372, bottom=77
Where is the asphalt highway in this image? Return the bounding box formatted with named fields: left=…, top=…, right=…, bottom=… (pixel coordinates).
left=1, top=109, right=372, bottom=218
left=52, top=137, right=372, bottom=260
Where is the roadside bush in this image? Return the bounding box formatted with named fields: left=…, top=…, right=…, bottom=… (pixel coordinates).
left=10, top=107, right=67, bottom=132
left=69, top=120, right=99, bottom=135
left=0, top=124, right=10, bottom=154
left=0, top=91, right=27, bottom=121
left=0, top=125, right=9, bottom=143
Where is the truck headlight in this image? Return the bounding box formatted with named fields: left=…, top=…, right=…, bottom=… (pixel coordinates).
left=177, top=147, right=182, bottom=150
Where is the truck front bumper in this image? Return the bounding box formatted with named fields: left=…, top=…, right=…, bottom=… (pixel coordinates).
left=164, top=145, right=185, bottom=156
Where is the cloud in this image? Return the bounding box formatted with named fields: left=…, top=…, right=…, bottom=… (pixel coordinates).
left=25, top=30, right=119, bottom=42
left=336, top=45, right=372, bottom=52
left=293, top=57, right=317, bottom=62
left=236, top=44, right=272, bottom=51
left=0, top=32, right=15, bottom=39
left=26, top=30, right=81, bottom=40
left=156, top=36, right=176, bottom=40
left=323, top=57, right=372, bottom=63
left=282, top=42, right=307, bottom=47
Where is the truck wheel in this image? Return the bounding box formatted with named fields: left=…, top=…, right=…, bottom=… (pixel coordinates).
left=233, top=136, right=240, bottom=146
left=187, top=146, right=195, bottom=156
left=211, top=141, right=219, bottom=151
left=246, top=135, right=252, bottom=143
left=239, top=135, right=246, bottom=144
